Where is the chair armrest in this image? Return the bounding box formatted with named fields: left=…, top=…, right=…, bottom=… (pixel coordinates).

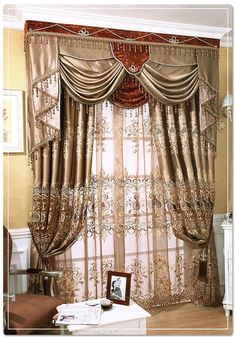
left=10, top=268, right=43, bottom=275
left=39, top=271, right=63, bottom=279
left=3, top=293, right=15, bottom=303
left=10, top=269, right=62, bottom=278
left=10, top=269, right=63, bottom=297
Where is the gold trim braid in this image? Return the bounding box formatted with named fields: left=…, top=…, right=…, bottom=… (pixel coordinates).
left=25, top=31, right=219, bottom=52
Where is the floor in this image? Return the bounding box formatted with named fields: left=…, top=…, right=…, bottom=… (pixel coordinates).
left=35, top=303, right=232, bottom=335
left=147, top=302, right=232, bottom=335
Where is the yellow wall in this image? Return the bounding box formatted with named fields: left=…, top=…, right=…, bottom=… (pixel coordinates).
left=215, top=48, right=233, bottom=213
left=3, top=29, right=33, bottom=229
left=3, top=29, right=233, bottom=229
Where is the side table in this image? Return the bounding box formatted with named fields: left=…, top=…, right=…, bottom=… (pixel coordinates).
left=59, top=300, right=151, bottom=335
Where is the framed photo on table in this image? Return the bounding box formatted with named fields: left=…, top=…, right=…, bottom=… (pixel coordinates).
left=106, top=271, right=131, bottom=306
left=3, top=89, right=25, bottom=153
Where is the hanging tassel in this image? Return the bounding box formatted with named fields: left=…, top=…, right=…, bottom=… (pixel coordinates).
left=198, top=245, right=208, bottom=282
left=198, top=260, right=208, bottom=281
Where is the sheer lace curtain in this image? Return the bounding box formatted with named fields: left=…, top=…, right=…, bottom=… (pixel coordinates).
left=54, top=98, right=220, bottom=307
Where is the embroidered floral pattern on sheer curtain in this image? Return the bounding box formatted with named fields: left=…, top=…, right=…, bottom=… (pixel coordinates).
left=54, top=99, right=220, bottom=307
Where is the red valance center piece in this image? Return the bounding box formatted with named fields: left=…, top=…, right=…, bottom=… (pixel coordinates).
left=109, top=74, right=149, bottom=109
left=112, top=43, right=150, bottom=74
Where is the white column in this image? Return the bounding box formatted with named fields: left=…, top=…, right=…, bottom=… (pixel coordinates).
left=221, top=215, right=232, bottom=316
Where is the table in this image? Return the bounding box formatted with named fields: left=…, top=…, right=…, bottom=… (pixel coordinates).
left=59, top=300, right=151, bottom=335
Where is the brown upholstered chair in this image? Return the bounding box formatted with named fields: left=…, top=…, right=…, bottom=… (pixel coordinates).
left=3, top=226, right=64, bottom=335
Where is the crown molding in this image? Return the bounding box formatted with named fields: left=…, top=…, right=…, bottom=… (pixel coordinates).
left=220, top=35, right=233, bottom=47
left=3, top=5, right=231, bottom=44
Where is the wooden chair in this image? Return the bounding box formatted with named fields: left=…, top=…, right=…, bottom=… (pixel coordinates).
left=3, top=226, right=64, bottom=334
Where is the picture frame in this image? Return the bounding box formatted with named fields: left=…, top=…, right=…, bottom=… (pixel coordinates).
left=3, top=89, right=25, bottom=153
left=106, top=271, right=131, bottom=306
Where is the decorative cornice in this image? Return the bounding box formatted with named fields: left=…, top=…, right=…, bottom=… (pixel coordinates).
left=9, top=227, right=31, bottom=240
left=3, top=5, right=232, bottom=46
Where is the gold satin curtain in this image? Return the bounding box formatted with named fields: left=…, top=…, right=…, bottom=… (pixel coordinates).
left=29, top=93, right=94, bottom=266
left=25, top=28, right=221, bottom=305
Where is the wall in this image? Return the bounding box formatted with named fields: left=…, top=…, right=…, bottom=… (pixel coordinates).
left=3, top=29, right=33, bottom=229
left=3, top=29, right=233, bottom=229
left=215, top=48, right=233, bottom=213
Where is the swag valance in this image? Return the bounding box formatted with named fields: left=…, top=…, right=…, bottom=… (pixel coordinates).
left=25, top=21, right=219, bottom=155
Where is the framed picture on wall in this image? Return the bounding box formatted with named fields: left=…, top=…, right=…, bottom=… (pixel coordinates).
left=3, top=89, right=25, bottom=153
left=106, top=271, right=131, bottom=306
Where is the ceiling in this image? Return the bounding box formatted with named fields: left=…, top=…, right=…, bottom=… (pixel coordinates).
left=3, top=4, right=232, bottom=45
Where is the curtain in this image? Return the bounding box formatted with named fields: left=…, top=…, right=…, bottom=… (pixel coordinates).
left=25, top=21, right=221, bottom=306
left=150, top=97, right=220, bottom=300
left=53, top=99, right=220, bottom=306
left=29, top=92, right=94, bottom=268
